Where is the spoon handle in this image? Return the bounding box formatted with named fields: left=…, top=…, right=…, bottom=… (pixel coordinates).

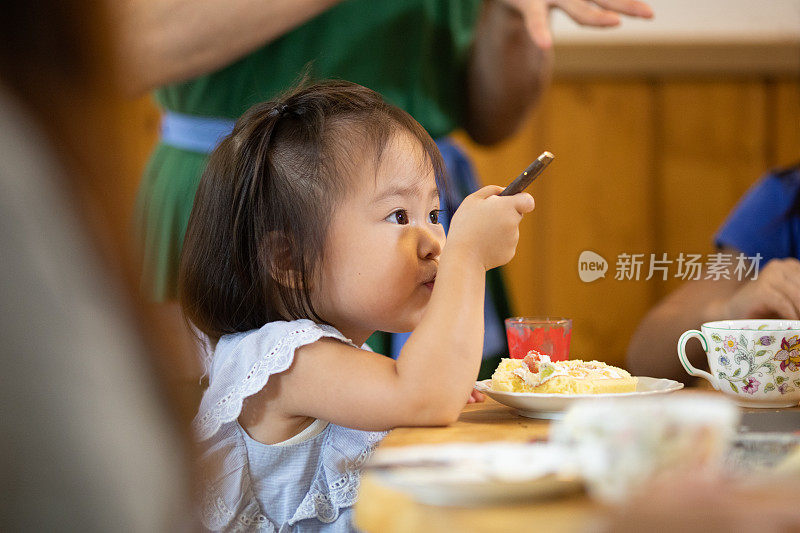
left=499, top=151, right=554, bottom=196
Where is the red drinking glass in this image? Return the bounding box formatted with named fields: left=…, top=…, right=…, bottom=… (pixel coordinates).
left=505, top=317, right=572, bottom=361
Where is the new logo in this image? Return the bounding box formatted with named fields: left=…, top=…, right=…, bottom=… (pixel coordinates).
left=578, top=250, right=608, bottom=282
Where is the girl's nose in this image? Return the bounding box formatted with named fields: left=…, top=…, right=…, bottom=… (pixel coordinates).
left=417, top=224, right=444, bottom=260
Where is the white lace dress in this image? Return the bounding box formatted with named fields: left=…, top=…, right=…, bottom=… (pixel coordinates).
left=194, top=319, right=388, bottom=532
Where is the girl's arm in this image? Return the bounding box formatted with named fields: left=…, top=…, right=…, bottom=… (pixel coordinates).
left=113, top=0, right=343, bottom=95
left=273, top=187, right=534, bottom=430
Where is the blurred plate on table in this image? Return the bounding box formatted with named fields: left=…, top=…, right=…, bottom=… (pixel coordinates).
left=725, top=432, right=800, bottom=475
left=474, top=377, right=684, bottom=419
left=367, top=442, right=583, bottom=506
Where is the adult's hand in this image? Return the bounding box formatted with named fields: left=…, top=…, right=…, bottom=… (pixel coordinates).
left=716, top=258, right=800, bottom=320
left=500, top=0, right=654, bottom=49
left=626, top=254, right=800, bottom=382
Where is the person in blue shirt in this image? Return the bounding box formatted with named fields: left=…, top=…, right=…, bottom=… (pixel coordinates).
left=627, top=163, right=800, bottom=381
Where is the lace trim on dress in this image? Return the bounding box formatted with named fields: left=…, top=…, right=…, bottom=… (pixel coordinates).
left=194, top=324, right=347, bottom=441
left=199, top=424, right=387, bottom=531
left=198, top=423, right=278, bottom=532
left=200, top=488, right=274, bottom=532
left=289, top=429, right=387, bottom=525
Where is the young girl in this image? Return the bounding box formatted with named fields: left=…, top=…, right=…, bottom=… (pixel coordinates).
left=180, top=81, right=534, bottom=531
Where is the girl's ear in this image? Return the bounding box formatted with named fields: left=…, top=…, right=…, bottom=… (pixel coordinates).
left=262, top=231, right=304, bottom=289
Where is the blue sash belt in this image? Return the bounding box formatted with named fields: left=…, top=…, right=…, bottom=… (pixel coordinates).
left=160, top=111, right=235, bottom=154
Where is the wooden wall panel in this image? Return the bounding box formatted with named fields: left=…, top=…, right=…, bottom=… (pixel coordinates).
left=656, top=81, right=768, bottom=296
left=116, top=95, right=160, bottom=224
left=460, top=78, right=798, bottom=368
left=773, top=79, right=800, bottom=167
left=460, top=81, right=656, bottom=366
left=539, top=81, right=656, bottom=366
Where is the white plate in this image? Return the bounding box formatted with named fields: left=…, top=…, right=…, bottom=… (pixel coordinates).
left=368, top=442, right=583, bottom=506
left=474, top=376, right=684, bottom=419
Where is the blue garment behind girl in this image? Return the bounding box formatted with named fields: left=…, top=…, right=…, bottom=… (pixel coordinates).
left=715, top=163, right=800, bottom=261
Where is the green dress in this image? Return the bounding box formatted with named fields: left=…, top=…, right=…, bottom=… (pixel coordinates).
left=136, top=0, right=482, bottom=301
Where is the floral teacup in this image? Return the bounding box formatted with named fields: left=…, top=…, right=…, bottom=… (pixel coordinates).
left=678, top=320, right=800, bottom=408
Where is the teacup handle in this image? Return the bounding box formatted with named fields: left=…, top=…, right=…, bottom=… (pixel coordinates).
left=677, top=330, right=718, bottom=389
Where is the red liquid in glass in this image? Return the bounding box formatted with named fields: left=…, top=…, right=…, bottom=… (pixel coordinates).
left=506, top=324, right=571, bottom=361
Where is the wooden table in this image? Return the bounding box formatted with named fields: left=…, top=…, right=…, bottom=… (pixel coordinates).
left=354, top=391, right=800, bottom=532
left=353, top=398, right=604, bottom=533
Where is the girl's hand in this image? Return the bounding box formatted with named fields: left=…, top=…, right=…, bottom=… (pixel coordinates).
left=446, top=185, right=535, bottom=271
left=714, top=258, right=800, bottom=320
left=499, top=0, right=654, bottom=49
left=467, top=389, right=486, bottom=404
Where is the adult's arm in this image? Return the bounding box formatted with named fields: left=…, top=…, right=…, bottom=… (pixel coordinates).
left=627, top=252, right=800, bottom=382
left=114, top=0, right=344, bottom=95
left=465, top=1, right=552, bottom=145
left=466, top=0, right=653, bottom=145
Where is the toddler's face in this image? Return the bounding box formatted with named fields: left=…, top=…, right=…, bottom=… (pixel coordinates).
left=311, top=130, right=445, bottom=345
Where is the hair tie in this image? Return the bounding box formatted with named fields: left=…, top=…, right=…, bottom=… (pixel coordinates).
left=269, top=103, right=288, bottom=118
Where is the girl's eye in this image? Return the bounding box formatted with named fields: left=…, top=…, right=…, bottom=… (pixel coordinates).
left=389, top=210, right=409, bottom=225
left=429, top=210, right=441, bottom=224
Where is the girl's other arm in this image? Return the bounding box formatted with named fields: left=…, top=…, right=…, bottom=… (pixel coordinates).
left=112, top=0, right=343, bottom=95
left=275, top=188, right=534, bottom=430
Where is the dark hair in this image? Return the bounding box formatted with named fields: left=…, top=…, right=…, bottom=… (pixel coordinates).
left=179, top=80, right=446, bottom=340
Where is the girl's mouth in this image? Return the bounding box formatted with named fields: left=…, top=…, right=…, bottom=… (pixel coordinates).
left=424, top=279, right=435, bottom=290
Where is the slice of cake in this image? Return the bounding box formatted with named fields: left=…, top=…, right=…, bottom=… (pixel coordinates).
left=491, top=350, right=638, bottom=394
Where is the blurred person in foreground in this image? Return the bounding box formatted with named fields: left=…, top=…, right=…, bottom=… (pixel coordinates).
left=116, top=0, right=654, bottom=382
left=628, top=163, right=800, bottom=382
left=601, top=474, right=800, bottom=533
left=0, top=0, right=193, bottom=529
